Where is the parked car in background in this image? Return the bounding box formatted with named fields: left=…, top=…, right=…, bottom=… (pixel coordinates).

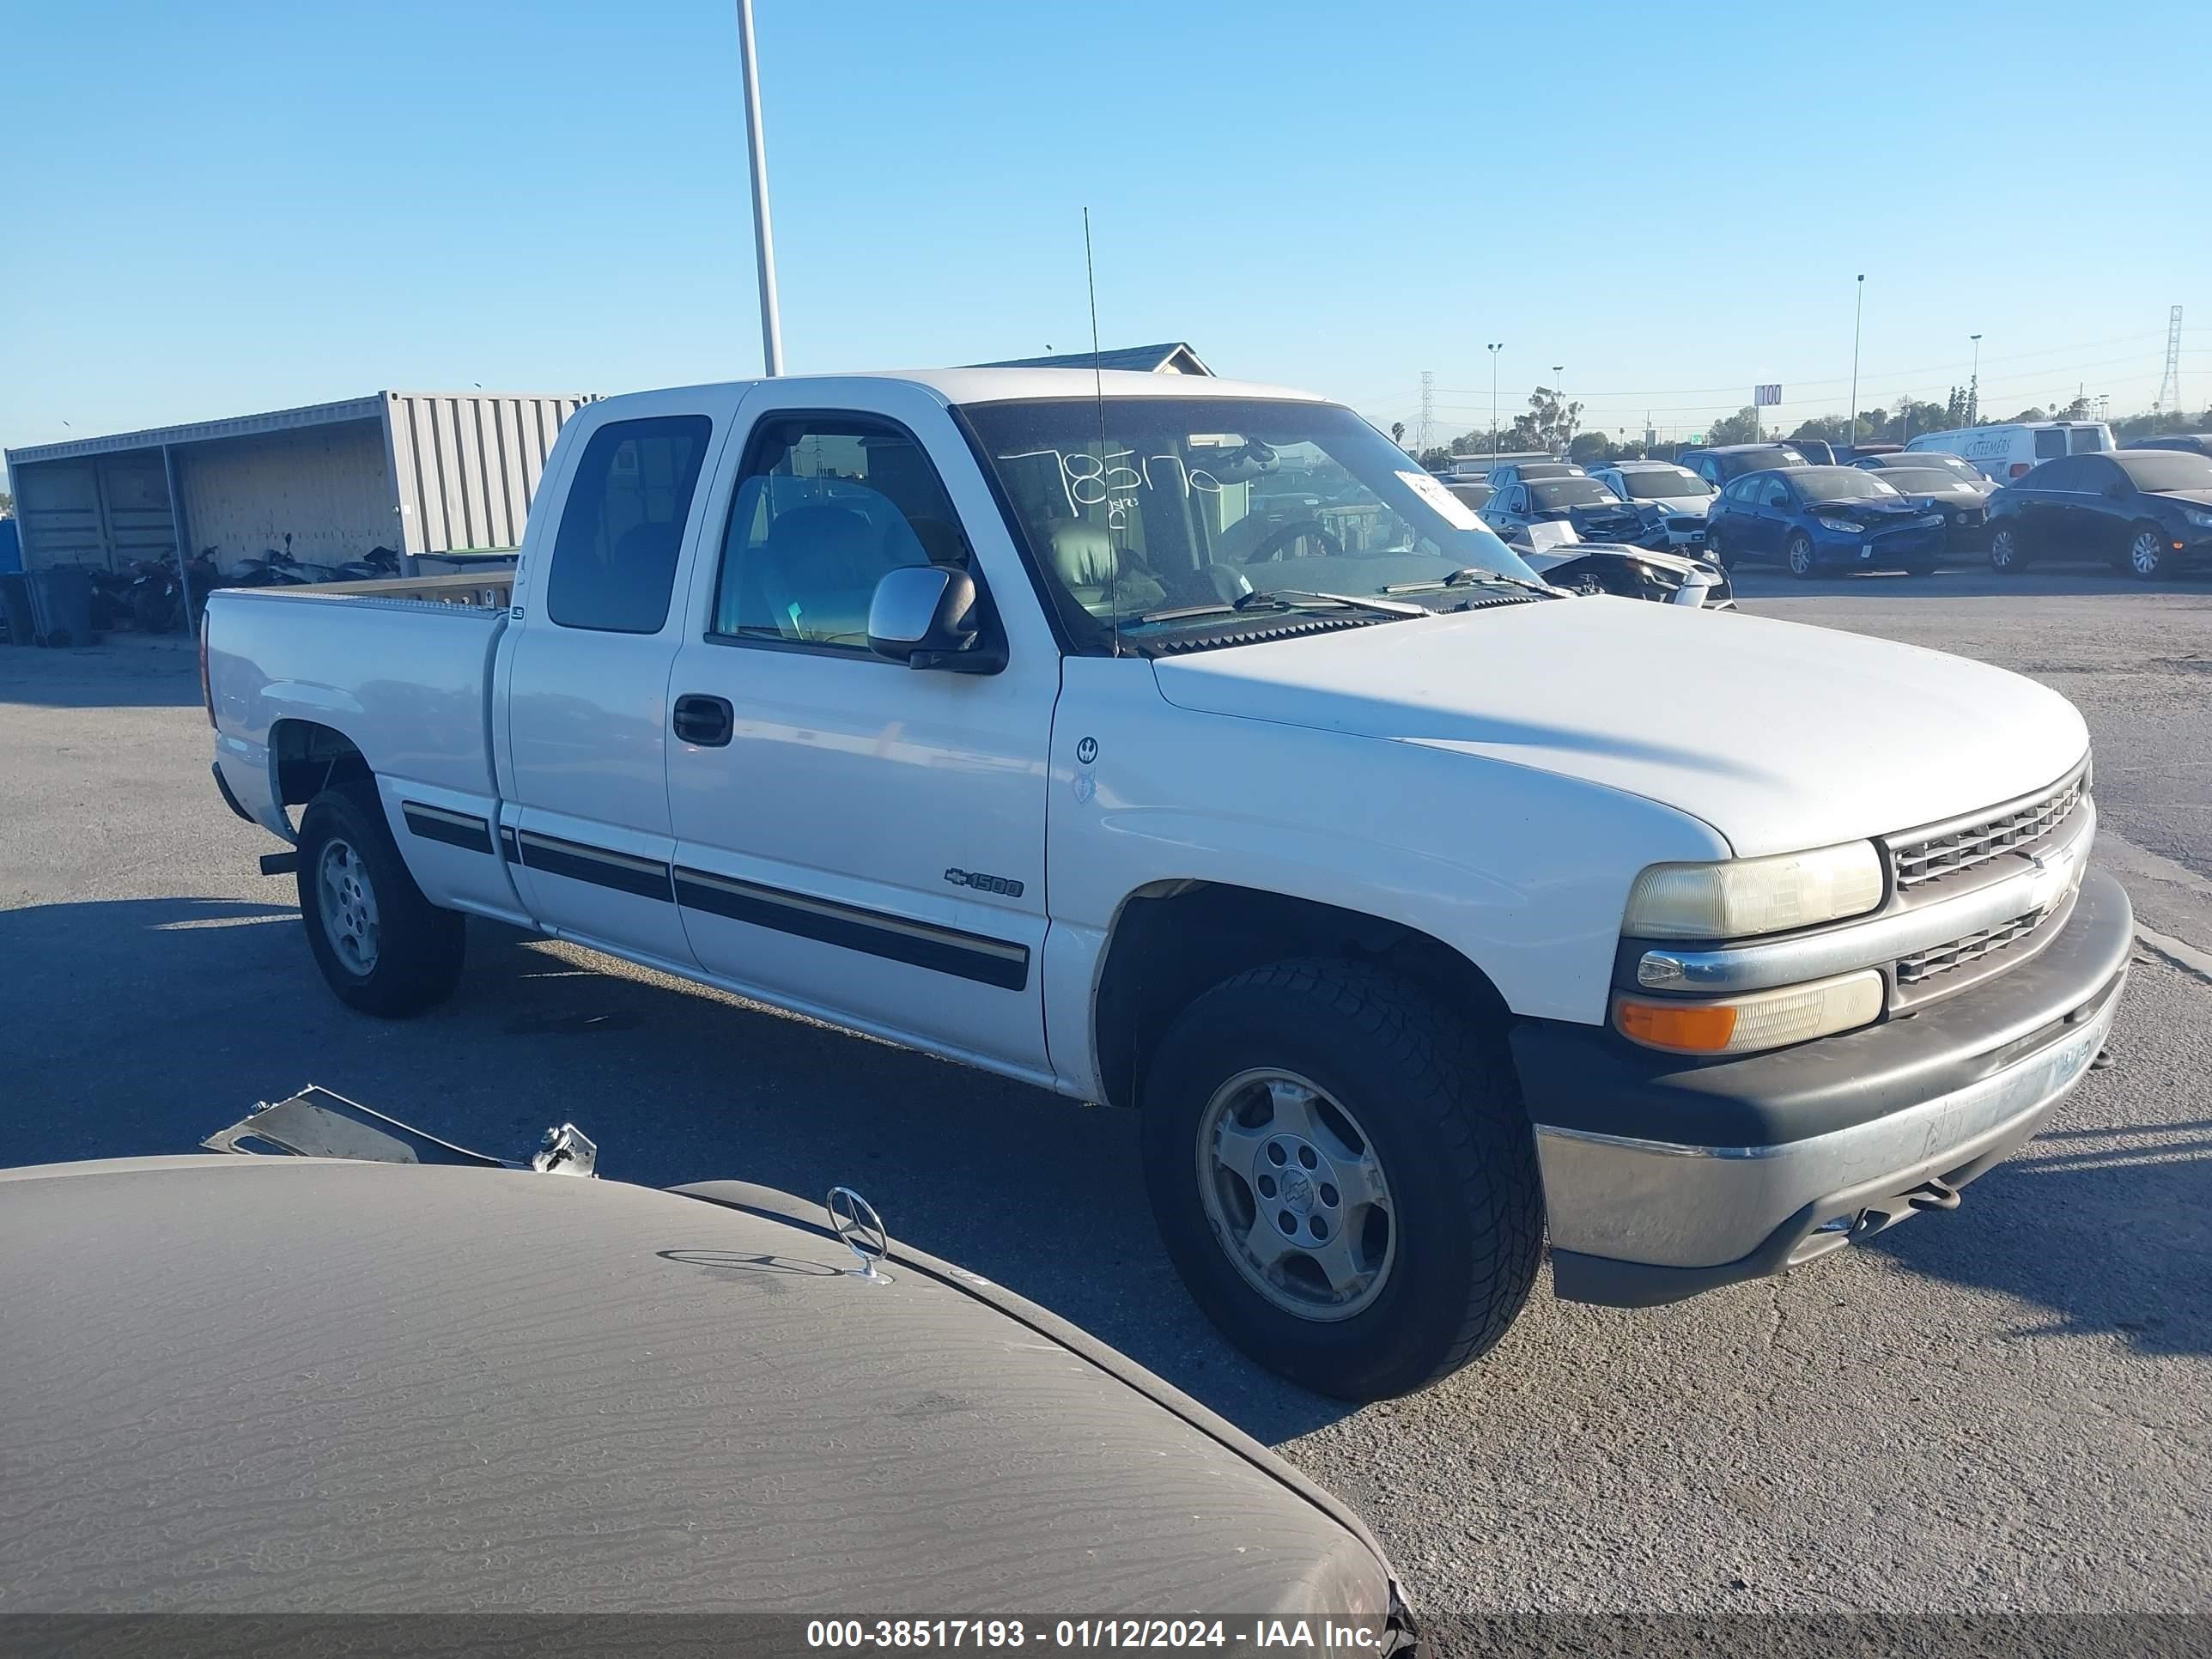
left=0, top=1088, right=1416, bottom=1630
left=1858, top=463, right=1997, bottom=553
left=1590, top=460, right=1717, bottom=549
left=1704, top=465, right=1944, bottom=578
left=1516, top=538, right=1734, bottom=608
left=2124, top=433, right=2212, bottom=460
left=1985, top=449, right=2212, bottom=580
left=1444, top=479, right=1493, bottom=513
left=1855, top=450, right=1987, bottom=484
left=1788, top=440, right=1838, bottom=465
left=1486, top=459, right=1583, bottom=489
left=1905, top=420, right=2115, bottom=482
left=1480, top=474, right=1644, bottom=544
left=1835, top=442, right=1901, bottom=462
left=1678, top=442, right=1809, bottom=489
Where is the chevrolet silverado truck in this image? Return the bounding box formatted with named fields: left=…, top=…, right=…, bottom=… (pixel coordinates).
left=204, top=369, right=2130, bottom=1401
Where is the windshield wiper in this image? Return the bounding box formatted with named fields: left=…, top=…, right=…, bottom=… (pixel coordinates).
left=1232, top=588, right=1430, bottom=618
left=1383, top=567, right=1557, bottom=599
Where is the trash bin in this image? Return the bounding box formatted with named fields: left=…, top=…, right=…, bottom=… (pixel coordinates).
left=0, top=574, right=31, bottom=646
left=26, top=566, right=97, bottom=647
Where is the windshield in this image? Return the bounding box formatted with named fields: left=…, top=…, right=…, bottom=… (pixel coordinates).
left=1616, top=467, right=1711, bottom=500
left=1796, top=468, right=1900, bottom=500
left=1529, top=478, right=1621, bottom=508
left=2114, top=453, right=2212, bottom=493
left=1882, top=468, right=1978, bottom=492
left=962, top=398, right=1539, bottom=648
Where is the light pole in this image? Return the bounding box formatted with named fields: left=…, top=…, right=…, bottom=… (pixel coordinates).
left=1847, top=274, right=1864, bottom=450
left=1968, top=333, right=1982, bottom=424
left=1487, top=343, right=1504, bottom=461
left=735, top=0, right=784, bottom=375
left=1552, top=364, right=1564, bottom=454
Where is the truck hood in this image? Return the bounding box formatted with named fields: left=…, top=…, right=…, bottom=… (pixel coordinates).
left=1152, top=599, right=2087, bottom=858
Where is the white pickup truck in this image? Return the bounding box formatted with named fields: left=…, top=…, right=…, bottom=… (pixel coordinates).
left=205, top=369, right=2130, bottom=1400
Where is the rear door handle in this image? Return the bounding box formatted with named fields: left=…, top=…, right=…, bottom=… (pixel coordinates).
left=672, top=694, right=734, bottom=747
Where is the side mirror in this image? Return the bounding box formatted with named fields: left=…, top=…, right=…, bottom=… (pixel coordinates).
left=867, top=564, right=1005, bottom=674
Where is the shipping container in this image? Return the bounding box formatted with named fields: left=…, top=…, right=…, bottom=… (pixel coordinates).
left=3, top=391, right=599, bottom=577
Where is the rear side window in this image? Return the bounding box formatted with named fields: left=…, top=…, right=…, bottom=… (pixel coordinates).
left=546, top=416, right=713, bottom=634
left=2033, top=429, right=2067, bottom=459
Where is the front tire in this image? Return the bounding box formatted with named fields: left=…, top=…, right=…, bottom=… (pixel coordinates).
left=1989, top=525, right=2027, bottom=574
left=297, top=783, right=465, bottom=1018
left=1785, top=532, right=1819, bottom=580
left=1140, top=958, right=1543, bottom=1400
left=2127, top=525, right=2169, bottom=581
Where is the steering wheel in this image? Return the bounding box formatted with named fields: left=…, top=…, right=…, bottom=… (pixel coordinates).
left=1238, top=519, right=1346, bottom=564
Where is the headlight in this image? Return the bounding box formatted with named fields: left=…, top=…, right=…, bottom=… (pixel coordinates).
left=1815, top=516, right=1863, bottom=533
left=1623, top=842, right=1885, bottom=939
left=2185, top=509, right=2212, bottom=529
left=1614, top=969, right=1884, bottom=1055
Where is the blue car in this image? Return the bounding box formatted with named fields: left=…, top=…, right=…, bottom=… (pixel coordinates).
left=1704, top=465, right=1948, bottom=579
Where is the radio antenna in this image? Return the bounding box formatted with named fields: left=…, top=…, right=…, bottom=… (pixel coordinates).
left=1084, top=207, right=1117, bottom=658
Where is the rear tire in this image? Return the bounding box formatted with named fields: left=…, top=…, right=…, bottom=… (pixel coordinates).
left=2127, top=525, right=2168, bottom=581
left=1140, top=957, right=1543, bottom=1401
left=1989, top=525, right=2027, bottom=574
left=1785, top=532, right=1819, bottom=580
left=296, top=783, right=465, bottom=1018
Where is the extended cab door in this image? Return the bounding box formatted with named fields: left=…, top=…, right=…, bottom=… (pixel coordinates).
left=661, top=380, right=1059, bottom=1079
left=497, top=392, right=737, bottom=967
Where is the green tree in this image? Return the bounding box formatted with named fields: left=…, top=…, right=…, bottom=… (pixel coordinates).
left=1567, top=430, right=1613, bottom=465
left=1705, top=405, right=1761, bottom=446
left=1389, top=422, right=1407, bottom=447
left=1418, top=446, right=1454, bottom=470
left=0, top=490, right=13, bottom=518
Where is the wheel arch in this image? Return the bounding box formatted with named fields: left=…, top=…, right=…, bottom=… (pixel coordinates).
left=1090, top=880, right=1513, bottom=1112
left=269, top=718, right=374, bottom=811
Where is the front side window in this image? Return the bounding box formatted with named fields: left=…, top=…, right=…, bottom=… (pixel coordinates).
left=546, top=416, right=713, bottom=634
left=961, top=397, right=1536, bottom=652
left=710, top=416, right=972, bottom=653
left=1761, top=477, right=1794, bottom=508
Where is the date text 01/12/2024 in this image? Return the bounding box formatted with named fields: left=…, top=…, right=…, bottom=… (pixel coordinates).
left=804, top=1619, right=1395, bottom=1650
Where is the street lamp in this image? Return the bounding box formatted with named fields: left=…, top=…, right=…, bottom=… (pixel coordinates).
left=1553, top=364, right=1564, bottom=455
left=735, top=0, right=784, bottom=375
left=1487, top=343, right=1504, bottom=462
left=1969, top=333, right=1982, bottom=424
left=1848, top=274, right=1864, bottom=449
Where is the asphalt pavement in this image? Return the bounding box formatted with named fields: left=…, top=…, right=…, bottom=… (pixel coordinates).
left=2, top=569, right=2206, bottom=1616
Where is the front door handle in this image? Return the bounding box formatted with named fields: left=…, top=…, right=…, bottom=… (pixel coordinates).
left=672, top=694, right=734, bottom=747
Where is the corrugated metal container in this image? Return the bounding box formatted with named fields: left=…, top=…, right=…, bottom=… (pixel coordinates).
left=3, top=391, right=599, bottom=575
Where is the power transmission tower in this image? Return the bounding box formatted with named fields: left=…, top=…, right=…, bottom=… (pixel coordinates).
left=2157, top=305, right=2183, bottom=412
left=1418, top=370, right=1435, bottom=453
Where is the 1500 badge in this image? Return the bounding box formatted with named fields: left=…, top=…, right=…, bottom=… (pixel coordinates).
left=945, top=868, right=1024, bottom=898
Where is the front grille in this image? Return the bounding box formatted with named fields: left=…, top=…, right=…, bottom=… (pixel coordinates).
left=1888, top=766, right=2087, bottom=891
left=1897, top=906, right=2053, bottom=985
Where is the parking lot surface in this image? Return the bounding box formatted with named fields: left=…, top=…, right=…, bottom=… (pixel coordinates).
left=3, top=568, right=2207, bottom=1614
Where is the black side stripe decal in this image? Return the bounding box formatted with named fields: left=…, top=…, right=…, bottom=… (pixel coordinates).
left=401, top=802, right=495, bottom=856
left=514, top=830, right=675, bottom=902
left=500, top=825, right=520, bottom=863
left=674, top=866, right=1030, bottom=992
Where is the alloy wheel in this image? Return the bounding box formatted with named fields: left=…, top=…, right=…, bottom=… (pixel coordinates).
left=317, top=837, right=381, bottom=976
left=1194, top=1068, right=1397, bottom=1322
left=2130, top=530, right=2164, bottom=578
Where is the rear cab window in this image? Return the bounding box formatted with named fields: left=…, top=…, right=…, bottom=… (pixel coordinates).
left=545, top=416, right=713, bottom=633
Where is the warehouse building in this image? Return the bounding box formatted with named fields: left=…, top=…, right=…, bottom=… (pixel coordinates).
left=3, top=390, right=599, bottom=576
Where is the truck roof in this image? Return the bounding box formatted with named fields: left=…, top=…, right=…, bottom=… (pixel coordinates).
left=591, top=367, right=1329, bottom=414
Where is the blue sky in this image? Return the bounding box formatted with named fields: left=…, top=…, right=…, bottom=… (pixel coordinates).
left=5, top=0, right=2208, bottom=480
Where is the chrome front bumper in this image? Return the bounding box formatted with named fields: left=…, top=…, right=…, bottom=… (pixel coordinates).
left=1517, top=866, right=2132, bottom=1307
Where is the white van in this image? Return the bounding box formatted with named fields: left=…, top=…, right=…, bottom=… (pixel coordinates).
left=1905, top=422, right=2115, bottom=483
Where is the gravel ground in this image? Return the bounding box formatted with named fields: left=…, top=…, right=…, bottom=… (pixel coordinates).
left=1, top=572, right=2205, bottom=1617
